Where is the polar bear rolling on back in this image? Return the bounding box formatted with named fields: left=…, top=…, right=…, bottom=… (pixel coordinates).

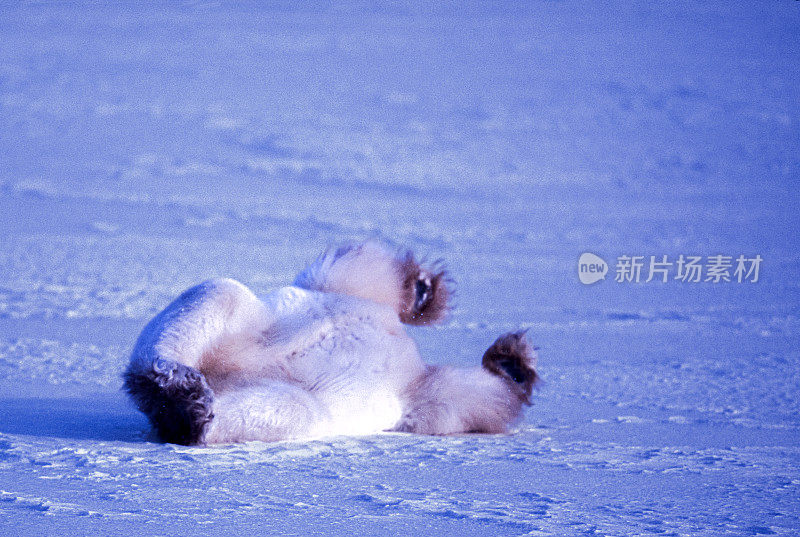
left=124, top=242, right=539, bottom=445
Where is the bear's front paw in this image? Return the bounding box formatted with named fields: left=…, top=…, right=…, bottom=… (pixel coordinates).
left=481, top=330, right=539, bottom=403
left=397, top=252, right=453, bottom=326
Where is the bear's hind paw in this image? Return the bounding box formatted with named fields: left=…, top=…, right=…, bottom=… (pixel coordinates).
left=481, top=330, right=539, bottom=403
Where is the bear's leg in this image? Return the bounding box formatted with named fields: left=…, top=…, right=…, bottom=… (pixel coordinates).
left=480, top=330, right=539, bottom=402
left=293, top=241, right=452, bottom=325
left=124, top=278, right=266, bottom=445
left=393, top=331, right=538, bottom=435
left=395, top=249, right=452, bottom=326
left=123, top=359, right=214, bottom=445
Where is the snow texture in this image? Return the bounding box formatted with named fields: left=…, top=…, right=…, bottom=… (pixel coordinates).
left=1, top=1, right=799, bottom=535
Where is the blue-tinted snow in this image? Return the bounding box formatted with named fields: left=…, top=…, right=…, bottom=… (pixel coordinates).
left=0, top=1, right=799, bottom=535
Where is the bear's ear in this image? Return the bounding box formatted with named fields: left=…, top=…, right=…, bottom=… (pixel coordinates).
left=397, top=252, right=453, bottom=326
left=481, top=330, right=539, bottom=403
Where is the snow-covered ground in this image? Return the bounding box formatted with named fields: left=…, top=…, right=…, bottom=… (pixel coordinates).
left=1, top=1, right=799, bottom=535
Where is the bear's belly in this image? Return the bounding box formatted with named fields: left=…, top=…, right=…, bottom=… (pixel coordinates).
left=285, top=331, right=418, bottom=436
left=313, top=382, right=404, bottom=436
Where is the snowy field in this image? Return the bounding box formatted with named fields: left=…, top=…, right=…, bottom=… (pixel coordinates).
left=1, top=1, right=799, bottom=535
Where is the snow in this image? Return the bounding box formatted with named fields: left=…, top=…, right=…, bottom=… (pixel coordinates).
left=1, top=1, right=799, bottom=535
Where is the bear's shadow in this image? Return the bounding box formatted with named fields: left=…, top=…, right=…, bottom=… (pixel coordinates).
left=0, top=392, right=150, bottom=442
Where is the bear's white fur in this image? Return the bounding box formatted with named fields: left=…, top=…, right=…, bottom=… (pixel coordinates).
left=124, top=241, right=538, bottom=445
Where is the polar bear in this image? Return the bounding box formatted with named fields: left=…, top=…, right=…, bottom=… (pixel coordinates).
left=124, top=241, right=539, bottom=445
